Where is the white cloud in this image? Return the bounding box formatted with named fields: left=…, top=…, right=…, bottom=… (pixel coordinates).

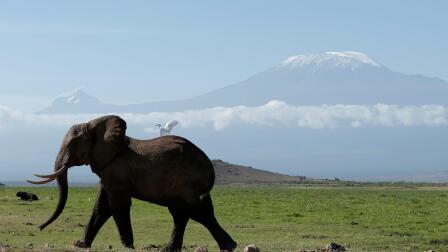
left=1, top=101, right=448, bottom=130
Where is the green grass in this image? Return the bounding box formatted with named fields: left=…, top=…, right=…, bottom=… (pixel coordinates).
left=1, top=185, right=448, bottom=251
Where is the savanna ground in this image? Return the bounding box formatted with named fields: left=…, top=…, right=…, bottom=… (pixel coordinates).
left=1, top=184, right=448, bottom=251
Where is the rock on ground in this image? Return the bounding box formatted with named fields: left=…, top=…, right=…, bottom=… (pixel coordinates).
left=244, top=244, right=260, bottom=252
left=297, top=242, right=346, bottom=252
left=324, top=243, right=346, bottom=252
left=0, top=243, right=12, bottom=251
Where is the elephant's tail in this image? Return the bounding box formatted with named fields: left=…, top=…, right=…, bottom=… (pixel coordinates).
left=198, top=165, right=214, bottom=203
left=206, top=158, right=215, bottom=192
left=199, top=193, right=210, bottom=202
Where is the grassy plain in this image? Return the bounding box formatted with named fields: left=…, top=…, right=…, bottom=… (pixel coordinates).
left=1, top=185, right=448, bottom=251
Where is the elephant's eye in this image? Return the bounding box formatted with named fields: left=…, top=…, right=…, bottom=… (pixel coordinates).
left=71, top=130, right=85, bottom=138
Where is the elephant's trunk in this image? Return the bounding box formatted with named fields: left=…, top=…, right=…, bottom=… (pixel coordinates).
left=38, top=157, right=68, bottom=230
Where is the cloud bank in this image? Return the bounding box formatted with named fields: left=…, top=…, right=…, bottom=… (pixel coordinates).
left=1, top=101, right=448, bottom=130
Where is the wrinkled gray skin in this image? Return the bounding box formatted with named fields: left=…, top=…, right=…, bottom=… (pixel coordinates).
left=32, top=115, right=237, bottom=251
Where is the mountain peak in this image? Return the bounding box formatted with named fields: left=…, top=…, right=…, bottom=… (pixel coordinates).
left=38, top=89, right=110, bottom=114
left=62, top=89, right=91, bottom=104
left=56, top=89, right=98, bottom=105
left=278, top=51, right=382, bottom=71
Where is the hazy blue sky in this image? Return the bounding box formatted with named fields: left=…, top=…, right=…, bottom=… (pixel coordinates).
left=1, top=1, right=448, bottom=181
left=0, top=0, right=447, bottom=110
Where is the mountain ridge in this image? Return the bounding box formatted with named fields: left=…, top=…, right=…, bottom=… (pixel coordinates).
left=38, top=51, right=448, bottom=114
left=212, top=159, right=303, bottom=184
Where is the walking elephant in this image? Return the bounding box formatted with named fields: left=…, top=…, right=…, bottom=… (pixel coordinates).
left=28, top=115, right=237, bottom=251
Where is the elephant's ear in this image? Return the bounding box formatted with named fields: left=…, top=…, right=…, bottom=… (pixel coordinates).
left=91, top=116, right=129, bottom=174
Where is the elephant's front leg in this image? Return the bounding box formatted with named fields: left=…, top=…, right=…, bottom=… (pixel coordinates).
left=109, top=190, right=134, bottom=248
left=73, top=186, right=111, bottom=248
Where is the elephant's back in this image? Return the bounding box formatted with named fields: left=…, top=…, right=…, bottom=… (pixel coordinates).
left=127, top=136, right=215, bottom=205
left=130, top=136, right=212, bottom=165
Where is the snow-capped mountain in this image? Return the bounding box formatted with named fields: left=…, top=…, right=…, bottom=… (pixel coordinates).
left=39, top=89, right=119, bottom=113
left=39, top=51, right=448, bottom=113
left=278, top=51, right=382, bottom=71
left=193, top=51, right=447, bottom=106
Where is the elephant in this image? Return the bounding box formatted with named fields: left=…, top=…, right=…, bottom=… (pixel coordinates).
left=16, top=191, right=39, bottom=201
left=27, top=115, right=237, bottom=251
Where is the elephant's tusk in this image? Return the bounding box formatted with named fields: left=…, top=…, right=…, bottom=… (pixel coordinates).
left=33, top=166, right=67, bottom=179
left=26, top=177, right=57, bottom=184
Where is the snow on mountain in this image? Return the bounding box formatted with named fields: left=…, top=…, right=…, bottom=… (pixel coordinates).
left=39, top=89, right=118, bottom=114
left=60, top=89, right=94, bottom=104
left=279, top=51, right=382, bottom=71
left=38, top=51, right=448, bottom=114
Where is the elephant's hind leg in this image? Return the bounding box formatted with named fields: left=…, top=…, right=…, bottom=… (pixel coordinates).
left=74, top=186, right=112, bottom=248
left=161, top=204, right=190, bottom=252
left=189, top=194, right=237, bottom=251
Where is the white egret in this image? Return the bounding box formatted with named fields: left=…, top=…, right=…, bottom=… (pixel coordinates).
left=155, top=120, right=179, bottom=136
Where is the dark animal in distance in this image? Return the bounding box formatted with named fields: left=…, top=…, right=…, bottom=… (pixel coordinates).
left=16, top=191, right=39, bottom=201
left=27, top=115, right=237, bottom=252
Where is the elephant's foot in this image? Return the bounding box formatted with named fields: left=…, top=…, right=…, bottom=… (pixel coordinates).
left=72, top=239, right=90, bottom=249
left=119, top=240, right=135, bottom=249
left=124, top=244, right=135, bottom=249
left=219, top=240, right=237, bottom=252
left=160, top=243, right=182, bottom=252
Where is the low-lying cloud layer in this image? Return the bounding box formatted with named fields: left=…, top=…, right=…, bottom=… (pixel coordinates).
left=1, top=101, right=447, bottom=130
